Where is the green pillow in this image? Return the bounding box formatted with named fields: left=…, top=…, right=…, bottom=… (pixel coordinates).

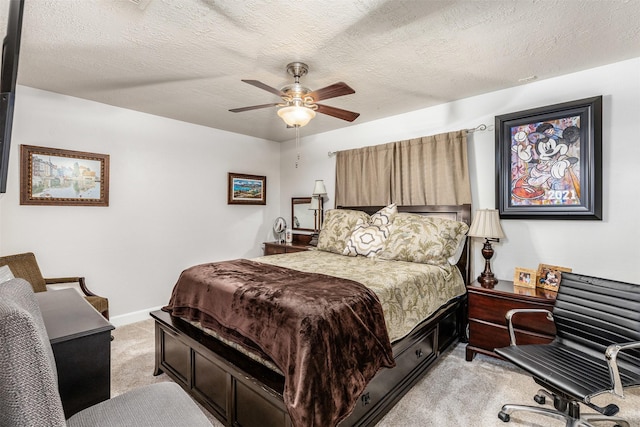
left=317, top=209, right=370, bottom=255
left=379, top=213, right=469, bottom=266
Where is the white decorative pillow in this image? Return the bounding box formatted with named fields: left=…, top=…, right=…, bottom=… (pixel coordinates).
left=317, top=209, right=371, bottom=255
left=370, top=203, right=397, bottom=226
left=379, top=213, right=469, bottom=266
left=343, top=222, right=391, bottom=258
left=0, top=265, right=15, bottom=283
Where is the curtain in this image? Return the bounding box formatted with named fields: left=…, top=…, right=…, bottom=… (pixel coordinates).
left=335, top=142, right=394, bottom=206
left=335, top=130, right=471, bottom=206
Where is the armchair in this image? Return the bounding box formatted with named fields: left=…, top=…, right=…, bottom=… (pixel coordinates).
left=0, top=252, right=109, bottom=319
left=495, top=272, right=640, bottom=427
left=0, top=278, right=213, bottom=427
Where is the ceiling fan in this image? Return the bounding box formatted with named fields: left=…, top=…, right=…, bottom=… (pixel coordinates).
left=229, top=62, right=360, bottom=127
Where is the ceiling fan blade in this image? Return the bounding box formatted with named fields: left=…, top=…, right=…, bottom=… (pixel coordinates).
left=315, top=104, right=360, bottom=122
left=242, top=80, right=284, bottom=97
left=307, top=82, right=355, bottom=102
left=229, top=103, right=280, bottom=113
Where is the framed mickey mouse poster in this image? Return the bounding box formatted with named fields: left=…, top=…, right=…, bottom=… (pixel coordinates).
left=495, top=96, right=602, bottom=220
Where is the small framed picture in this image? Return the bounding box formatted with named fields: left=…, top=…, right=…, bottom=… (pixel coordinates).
left=536, top=264, right=572, bottom=291
left=227, top=172, right=266, bottom=205
left=514, top=267, right=537, bottom=288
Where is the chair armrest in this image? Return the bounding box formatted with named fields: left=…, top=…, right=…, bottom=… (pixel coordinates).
left=605, top=340, right=640, bottom=397
left=44, top=277, right=99, bottom=297
left=505, top=308, right=554, bottom=346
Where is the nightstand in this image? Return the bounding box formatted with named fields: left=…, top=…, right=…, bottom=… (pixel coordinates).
left=466, top=279, right=556, bottom=361
left=263, top=239, right=314, bottom=255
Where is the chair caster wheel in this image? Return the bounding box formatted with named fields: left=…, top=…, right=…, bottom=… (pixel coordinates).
left=498, top=411, right=510, bottom=422
left=553, top=396, right=567, bottom=412
left=534, top=395, right=546, bottom=405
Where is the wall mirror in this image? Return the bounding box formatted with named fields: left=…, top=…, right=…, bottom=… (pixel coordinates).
left=291, top=197, right=316, bottom=232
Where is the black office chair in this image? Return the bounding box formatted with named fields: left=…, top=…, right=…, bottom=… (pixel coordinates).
left=495, top=272, right=640, bottom=427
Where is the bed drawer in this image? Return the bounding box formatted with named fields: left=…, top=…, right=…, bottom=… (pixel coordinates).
left=346, top=326, right=436, bottom=423
left=393, top=327, right=436, bottom=378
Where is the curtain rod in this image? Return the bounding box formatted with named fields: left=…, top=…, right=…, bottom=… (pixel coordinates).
left=327, top=123, right=493, bottom=157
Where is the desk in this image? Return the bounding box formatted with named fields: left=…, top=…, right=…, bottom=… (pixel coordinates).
left=36, top=288, right=114, bottom=417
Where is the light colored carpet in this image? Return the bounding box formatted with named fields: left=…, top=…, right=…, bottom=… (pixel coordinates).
left=111, top=318, right=640, bottom=426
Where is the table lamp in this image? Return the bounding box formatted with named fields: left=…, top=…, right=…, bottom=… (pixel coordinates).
left=309, top=180, right=327, bottom=246
left=468, top=209, right=505, bottom=288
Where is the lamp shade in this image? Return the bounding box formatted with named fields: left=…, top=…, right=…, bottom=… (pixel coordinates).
left=312, top=180, right=327, bottom=196
left=309, top=196, right=319, bottom=210
left=277, top=105, right=316, bottom=127
left=468, top=209, right=505, bottom=239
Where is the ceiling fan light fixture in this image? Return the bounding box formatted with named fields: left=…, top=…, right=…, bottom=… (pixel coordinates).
left=277, top=105, right=316, bottom=127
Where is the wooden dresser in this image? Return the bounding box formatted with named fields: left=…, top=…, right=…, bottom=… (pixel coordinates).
left=466, top=280, right=556, bottom=361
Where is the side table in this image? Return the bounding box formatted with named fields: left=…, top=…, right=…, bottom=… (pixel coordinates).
left=466, top=280, right=556, bottom=361
left=263, top=234, right=314, bottom=255
left=36, top=288, right=115, bottom=417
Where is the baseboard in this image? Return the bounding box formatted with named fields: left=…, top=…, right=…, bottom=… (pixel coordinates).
left=110, top=305, right=164, bottom=327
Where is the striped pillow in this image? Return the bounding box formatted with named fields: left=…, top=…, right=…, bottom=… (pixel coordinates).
left=370, top=203, right=397, bottom=226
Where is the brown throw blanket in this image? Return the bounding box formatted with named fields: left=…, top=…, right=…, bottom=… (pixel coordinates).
left=162, top=259, right=395, bottom=427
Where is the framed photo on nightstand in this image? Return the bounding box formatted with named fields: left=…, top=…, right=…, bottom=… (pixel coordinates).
left=537, top=264, right=572, bottom=291
left=514, top=267, right=537, bottom=288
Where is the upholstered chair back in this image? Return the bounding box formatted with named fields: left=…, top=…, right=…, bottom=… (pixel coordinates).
left=553, top=272, right=640, bottom=368
left=0, top=252, right=48, bottom=293
left=0, top=278, right=67, bottom=427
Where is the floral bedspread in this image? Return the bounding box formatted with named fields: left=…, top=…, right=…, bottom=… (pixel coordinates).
left=254, top=249, right=466, bottom=342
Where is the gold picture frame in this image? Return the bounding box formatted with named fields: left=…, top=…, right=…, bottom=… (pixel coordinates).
left=514, top=267, right=537, bottom=288
left=536, top=263, right=572, bottom=291
left=20, top=145, right=110, bottom=206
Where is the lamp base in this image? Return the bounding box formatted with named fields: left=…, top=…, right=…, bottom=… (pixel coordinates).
left=477, top=239, right=499, bottom=288
left=477, top=272, right=498, bottom=288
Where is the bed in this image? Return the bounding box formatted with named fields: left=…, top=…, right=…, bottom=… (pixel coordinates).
left=151, top=204, right=471, bottom=427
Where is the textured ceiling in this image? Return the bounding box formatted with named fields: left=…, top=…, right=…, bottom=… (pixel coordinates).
left=2, top=0, right=640, bottom=142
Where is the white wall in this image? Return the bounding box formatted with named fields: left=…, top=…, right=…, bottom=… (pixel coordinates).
left=281, top=57, right=640, bottom=285
left=2, top=58, right=638, bottom=326
left=0, top=86, right=281, bottom=323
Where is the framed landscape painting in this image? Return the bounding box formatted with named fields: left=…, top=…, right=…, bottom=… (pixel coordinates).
left=495, top=96, right=602, bottom=220
left=227, top=172, right=266, bottom=205
left=20, top=145, right=109, bottom=206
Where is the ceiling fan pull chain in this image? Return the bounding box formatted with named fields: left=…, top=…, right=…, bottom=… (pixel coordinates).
left=295, top=125, right=301, bottom=169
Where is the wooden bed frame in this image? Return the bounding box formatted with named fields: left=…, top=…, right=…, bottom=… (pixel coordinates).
left=151, top=204, right=471, bottom=427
